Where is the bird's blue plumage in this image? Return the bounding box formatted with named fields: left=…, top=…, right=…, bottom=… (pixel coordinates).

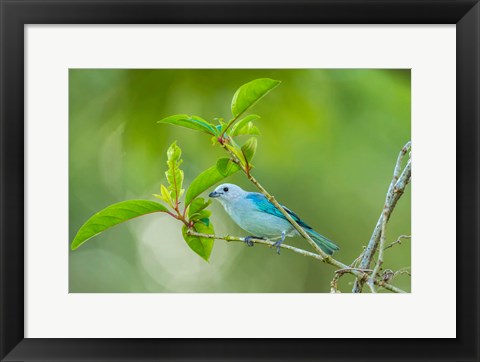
left=245, top=193, right=312, bottom=229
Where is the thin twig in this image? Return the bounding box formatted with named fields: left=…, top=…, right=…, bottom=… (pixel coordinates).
left=329, top=267, right=372, bottom=293
left=188, top=230, right=324, bottom=260
left=330, top=267, right=372, bottom=293
left=330, top=273, right=341, bottom=293
left=393, top=267, right=412, bottom=279
left=384, top=235, right=411, bottom=250
left=350, top=247, right=366, bottom=268
left=335, top=267, right=373, bottom=274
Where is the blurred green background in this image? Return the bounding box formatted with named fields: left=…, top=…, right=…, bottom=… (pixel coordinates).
left=69, top=69, right=411, bottom=293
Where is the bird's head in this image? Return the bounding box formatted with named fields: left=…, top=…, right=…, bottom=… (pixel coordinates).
left=209, top=183, right=245, bottom=204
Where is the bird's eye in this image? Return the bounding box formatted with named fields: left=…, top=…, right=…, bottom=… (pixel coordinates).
left=223, top=187, right=229, bottom=192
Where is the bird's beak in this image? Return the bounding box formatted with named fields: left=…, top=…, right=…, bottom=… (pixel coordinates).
left=209, top=191, right=220, bottom=198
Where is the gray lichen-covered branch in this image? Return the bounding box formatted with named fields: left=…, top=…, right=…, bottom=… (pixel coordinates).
left=352, top=141, right=412, bottom=293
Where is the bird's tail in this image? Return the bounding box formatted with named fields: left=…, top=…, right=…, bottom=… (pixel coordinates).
left=305, top=229, right=340, bottom=255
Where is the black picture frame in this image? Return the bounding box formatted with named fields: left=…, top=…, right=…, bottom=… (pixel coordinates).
left=1, top=1, right=478, bottom=361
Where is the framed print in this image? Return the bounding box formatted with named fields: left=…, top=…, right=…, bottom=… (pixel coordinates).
left=1, top=1, right=479, bottom=361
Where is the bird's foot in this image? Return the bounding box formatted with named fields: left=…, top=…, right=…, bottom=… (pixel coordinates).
left=244, top=236, right=265, bottom=247
left=272, top=240, right=283, bottom=255
left=272, top=231, right=286, bottom=255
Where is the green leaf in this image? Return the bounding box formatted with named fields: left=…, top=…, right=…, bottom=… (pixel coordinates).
left=189, top=208, right=212, bottom=226
left=232, top=122, right=260, bottom=137
left=167, top=141, right=182, bottom=161
left=229, top=114, right=260, bottom=136
left=191, top=209, right=212, bottom=221
left=158, top=114, right=217, bottom=135
left=216, top=157, right=240, bottom=176
left=182, top=223, right=214, bottom=261
left=188, top=197, right=211, bottom=217
left=153, top=193, right=163, bottom=200
left=241, top=137, right=257, bottom=164
left=231, top=78, right=281, bottom=117
left=161, top=184, right=170, bottom=201
left=199, top=218, right=210, bottom=227
left=224, top=141, right=246, bottom=165
left=71, top=200, right=168, bottom=250
left=165, top=141, right=184, bottom=203
left=185, top=158, right=241, bottom=205
left=157, top=184, right=172, bottom=206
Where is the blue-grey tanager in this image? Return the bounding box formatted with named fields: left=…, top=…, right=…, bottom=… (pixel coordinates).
left=209, top=183, right=339, bottom=255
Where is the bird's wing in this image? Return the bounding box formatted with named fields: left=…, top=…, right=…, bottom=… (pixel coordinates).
left=245, top=192, right=312, bottom=229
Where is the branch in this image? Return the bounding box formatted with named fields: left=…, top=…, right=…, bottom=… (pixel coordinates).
left=382, top=267, right=411, bottom=283
left=330, top=266, right=375, bottom=293
left=366, top=208, right=388, bottom=293
left=384, top=235, right=411, bottom=250
left=352, top=141, right=412, bottom=293
left=188, top=230, right=323, bottom=260
left=187, top=230, right=405, bottom=293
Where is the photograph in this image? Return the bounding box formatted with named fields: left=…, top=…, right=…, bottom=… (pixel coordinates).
left=69, top=69, right=411, bottom=293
